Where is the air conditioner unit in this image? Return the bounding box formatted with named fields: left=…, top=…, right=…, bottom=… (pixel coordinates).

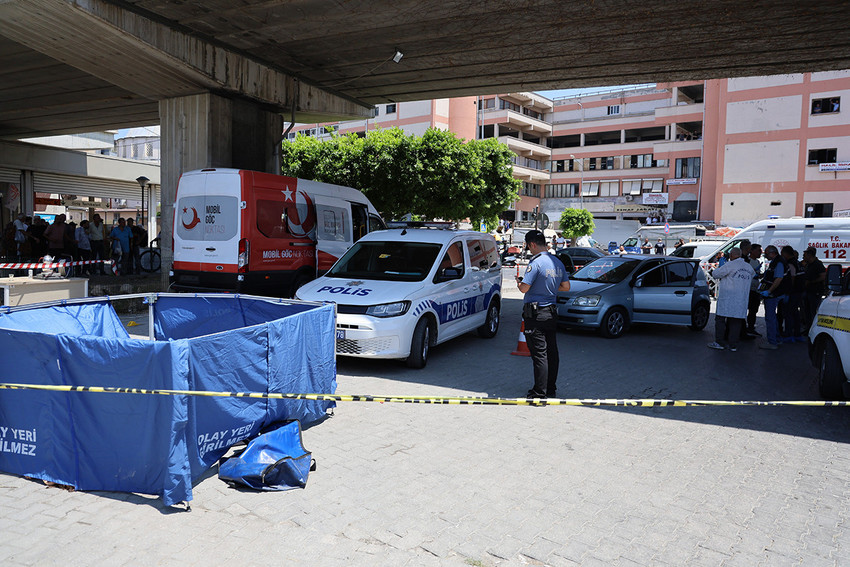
left=625, top=195, right=634, bottom=202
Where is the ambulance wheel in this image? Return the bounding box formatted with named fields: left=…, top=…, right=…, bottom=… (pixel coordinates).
left=818, top=339, right=846, bottom=400
left=477, top=299, right=500, bottom=338
left=406, top=318, right=431, bottom=369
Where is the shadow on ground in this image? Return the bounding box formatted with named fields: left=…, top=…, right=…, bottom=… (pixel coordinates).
left=337, top=296, right=850, bottom=444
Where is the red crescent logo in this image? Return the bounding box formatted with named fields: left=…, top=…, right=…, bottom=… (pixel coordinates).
left=182, top=206, right=201, bottom=230
left=287, top=191, right=317, bottom=238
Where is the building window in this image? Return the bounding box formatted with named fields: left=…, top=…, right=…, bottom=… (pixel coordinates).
left=600, top=156, right=614, bottom=170
left=628, top=154, right=657, bottom=168
left=626, top=180, right=643, bottom=196
left=374, top=106, right=379, bottom=116
left=521, top=182, right=540, bottom=197
left=552, top=160, right=565, bottom=173
left=675, top=157, right=701, bottom=178
left=545, top=183, right=579, bottom=198
left=811, top=97, right=840, bottom=114
left=599, top=181, right=619, bottom=197
left=478, top=98, right=495, bottom=110
left=386, top=104, right=397, bottom=114
left=808, top=148, right=837, bottom=165
left=581, top=182, right=599, bottom=197
left=144, top=142, right=153, bottom=158
left=607, top=105, right=620, bottom=115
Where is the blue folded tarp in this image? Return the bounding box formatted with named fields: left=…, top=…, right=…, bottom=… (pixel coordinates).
left=218, top=420, right=313, bottom=491
left=0, top=296, right=335, bottom=505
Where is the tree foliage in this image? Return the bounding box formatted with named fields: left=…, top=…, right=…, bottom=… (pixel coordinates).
left=558, top=208, right=595, bottom=243
left=280, top=127, right=520, bottom=224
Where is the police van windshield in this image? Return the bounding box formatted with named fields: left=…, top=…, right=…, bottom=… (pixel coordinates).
left=328, top=241, right=443, bottom=282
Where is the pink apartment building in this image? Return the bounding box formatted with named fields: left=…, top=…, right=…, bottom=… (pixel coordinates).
left=290, top=70, right=849, bottom=228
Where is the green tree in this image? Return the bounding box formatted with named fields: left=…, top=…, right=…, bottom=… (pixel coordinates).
left=280, top=127, right=519, bottom=225
left=559, top=208, right=595, bottom=245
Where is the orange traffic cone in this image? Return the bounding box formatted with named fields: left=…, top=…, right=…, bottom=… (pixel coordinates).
left=511, top=321, right=531, bottom=356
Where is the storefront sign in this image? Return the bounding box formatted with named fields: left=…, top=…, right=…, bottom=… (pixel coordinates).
left=666, top=178, right=698, bottom=185
left=642, top=193, right=669, bottom=205
left=818, top=162, right=850, bottom=172
left=614, top=204, right=654, bottom=212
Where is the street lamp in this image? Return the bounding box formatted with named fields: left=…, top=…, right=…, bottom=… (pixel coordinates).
left=570, top=154, right=584, bottom=210
left=136, top=176, right=149, bottom=236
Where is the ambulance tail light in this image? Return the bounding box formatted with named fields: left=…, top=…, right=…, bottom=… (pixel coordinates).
left=238, top=239, right=250, bottom=273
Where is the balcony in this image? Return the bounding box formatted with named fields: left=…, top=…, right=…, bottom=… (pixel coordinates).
left=653, top=139, right=702, bottom=157
left=483, top=108, right=552, bottom=134
left=499, top=136, right=551, bottom=159
left=654, top=103, right=704, bottom=123
left=511, top=163, right=550, bottom=183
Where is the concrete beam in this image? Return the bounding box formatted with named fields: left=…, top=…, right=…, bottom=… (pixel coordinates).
left=0, top=0, right=372, bottom=122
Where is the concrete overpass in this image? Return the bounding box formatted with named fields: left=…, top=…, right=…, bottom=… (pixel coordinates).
left=1, top=0, right=850, bottom=284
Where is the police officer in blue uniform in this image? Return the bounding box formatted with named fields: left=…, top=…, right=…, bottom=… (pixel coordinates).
left=516, top=230, right=571, bottom=398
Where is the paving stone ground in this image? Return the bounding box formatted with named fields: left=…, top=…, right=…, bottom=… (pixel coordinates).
left=1, top=268, right=849, bottom=566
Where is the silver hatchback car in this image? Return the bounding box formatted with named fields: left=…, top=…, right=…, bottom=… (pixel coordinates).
left=556, top=255, right=711, bottom=338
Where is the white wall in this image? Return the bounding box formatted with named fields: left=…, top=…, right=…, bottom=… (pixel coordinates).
left=720, top=192, right=797, bottom=226
left=811, top=70, right=850, bottom=81
left=725, top=96, right=802, bottom=133
left=727, top=74, right=804, bottom=91
left=723, top=140, right=800, bottom=184
left=399, top=100, right=432, bottom=119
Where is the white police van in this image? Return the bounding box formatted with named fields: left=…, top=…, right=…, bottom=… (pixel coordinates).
left=295, top=225, right=502, bottom=368
left=809, top=264, right=850, bottom=400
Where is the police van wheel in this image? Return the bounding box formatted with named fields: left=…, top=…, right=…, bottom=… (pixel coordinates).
left=599, top=307, right=628, bottom=339
left=477, top=300, right=500, bottom=338
left=406, top=318, right=431, bottom=369
left=818, top=339, right=846, bottom=400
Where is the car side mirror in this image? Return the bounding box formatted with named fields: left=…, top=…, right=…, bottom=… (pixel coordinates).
left=826, top=263, right=843, bottom=292
left=437, top=267, right=463, bottom=282
left=633, top=277, right=642, bottom=288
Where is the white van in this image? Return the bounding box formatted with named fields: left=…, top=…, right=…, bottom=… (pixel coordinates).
left=295, top=227, right=502, bottom=368
left=703, top=218, right=850, bottom=267
left=172, top=168, right=385, bottom=296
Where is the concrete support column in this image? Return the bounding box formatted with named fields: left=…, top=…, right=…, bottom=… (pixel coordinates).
left=158, top=92, right=284, bottom=289
left=580, top=133, right=585, bottom=147
left=621, top=130, right=626, bottom=144
left=493, top=123, right=499, bottom=138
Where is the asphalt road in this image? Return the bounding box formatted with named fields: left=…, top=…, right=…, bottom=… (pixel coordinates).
left=1, top=271, right=848, bottom=566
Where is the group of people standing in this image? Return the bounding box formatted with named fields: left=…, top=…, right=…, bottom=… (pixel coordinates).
left=708, top=240, right=826, bottom=351
left=2, top=213, right=147, bottom=276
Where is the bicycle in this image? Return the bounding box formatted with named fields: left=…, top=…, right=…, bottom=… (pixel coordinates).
left=139, top=238, right=161, bottom=273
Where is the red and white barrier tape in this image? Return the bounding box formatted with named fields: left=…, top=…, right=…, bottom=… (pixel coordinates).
left=0, top=260, right=113, bottom=269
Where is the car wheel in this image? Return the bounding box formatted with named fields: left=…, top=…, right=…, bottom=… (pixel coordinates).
left=818, top=339, right=846, bottom=400
left=599, top=307, right=628, bottom=339
left=406, top=318, right=431, bottom=369
left=477, top=300, right=500, bottom=338
left=689, top=302, right=710, bottom=331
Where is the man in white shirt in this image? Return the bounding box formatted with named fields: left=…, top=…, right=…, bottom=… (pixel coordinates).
left=707, top=247, right=755, bottom=352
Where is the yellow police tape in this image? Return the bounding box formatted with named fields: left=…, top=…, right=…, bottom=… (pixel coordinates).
left=0, top=383, right=847, bottom=407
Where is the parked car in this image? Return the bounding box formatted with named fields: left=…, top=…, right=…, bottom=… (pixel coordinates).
left=808, top=263, right=850, bottom=400
left=556, top=255, right=711, bottom=338
left=670, top=241, right=728, bottom=259
left=555, top=247, right=607, bottom=274
left=608, top=237, right=641, bottom=254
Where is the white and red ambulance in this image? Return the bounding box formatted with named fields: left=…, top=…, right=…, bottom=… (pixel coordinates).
left=172, top=168, right=385, bottom=297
